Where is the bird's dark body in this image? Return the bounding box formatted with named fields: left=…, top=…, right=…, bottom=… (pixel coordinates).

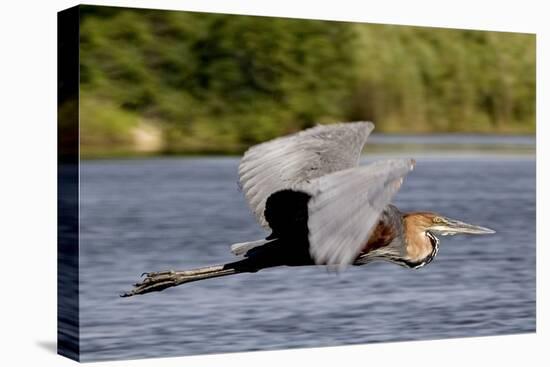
left=229, top=238, right=314, bottom=272
left=227, top=190, right=315, bottom=272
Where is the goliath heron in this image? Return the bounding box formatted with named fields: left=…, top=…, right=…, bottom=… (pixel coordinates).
left=122, top=122, right=494, bottom=297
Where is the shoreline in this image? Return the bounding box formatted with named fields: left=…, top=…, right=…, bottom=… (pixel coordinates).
left=79, top=133, right=536, bottom=160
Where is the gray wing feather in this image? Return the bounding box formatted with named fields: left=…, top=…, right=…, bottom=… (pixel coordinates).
left=238, top=122, right=374, bottom=228
left=304, top=158, right=415, bottom=267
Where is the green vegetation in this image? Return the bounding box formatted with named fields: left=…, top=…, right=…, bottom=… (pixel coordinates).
left=76, top=6, right=535, bottom=156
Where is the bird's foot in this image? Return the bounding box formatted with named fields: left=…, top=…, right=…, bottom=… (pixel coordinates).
left=121, top=264, right=231, bottom=297
left=121, top=270, right=180, bottom=297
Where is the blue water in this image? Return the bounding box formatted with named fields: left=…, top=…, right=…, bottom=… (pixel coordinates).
left=78, top=154, right=535, bottom=361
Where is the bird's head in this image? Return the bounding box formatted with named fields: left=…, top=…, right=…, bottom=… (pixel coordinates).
left=391, top=211, right=497, bottom=269
left=406, top=212, right=495, bottom=237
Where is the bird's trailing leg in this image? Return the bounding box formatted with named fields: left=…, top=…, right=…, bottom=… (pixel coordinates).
left=121, top=264, right=239, bottom=297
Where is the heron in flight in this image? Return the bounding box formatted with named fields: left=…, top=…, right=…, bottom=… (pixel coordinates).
left=122, top=122, right=494, bottom=297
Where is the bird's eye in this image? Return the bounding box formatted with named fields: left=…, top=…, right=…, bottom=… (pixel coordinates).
left=433, top=217, right=443, bottom=223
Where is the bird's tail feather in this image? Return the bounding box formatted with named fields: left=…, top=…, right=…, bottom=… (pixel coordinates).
left=230, top=238, right=276, bottom=256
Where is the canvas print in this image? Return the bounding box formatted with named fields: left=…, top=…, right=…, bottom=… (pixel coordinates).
left=57, top=5, right=536, bottom=362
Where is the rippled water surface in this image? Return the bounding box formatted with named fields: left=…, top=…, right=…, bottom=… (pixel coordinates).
left=79, top=154, right=535, bottom=361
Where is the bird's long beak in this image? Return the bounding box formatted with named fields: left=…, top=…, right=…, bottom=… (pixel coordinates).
left=429, top=217, right=495, bottom=236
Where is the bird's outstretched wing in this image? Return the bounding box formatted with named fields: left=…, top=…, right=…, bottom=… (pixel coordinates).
left=304, top=158, right=415, bottom=267
left=238, top=121, right=374, bottom=228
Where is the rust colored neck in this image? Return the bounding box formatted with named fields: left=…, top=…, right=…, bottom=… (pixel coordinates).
left=362, top=220, right=398, bottom=255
